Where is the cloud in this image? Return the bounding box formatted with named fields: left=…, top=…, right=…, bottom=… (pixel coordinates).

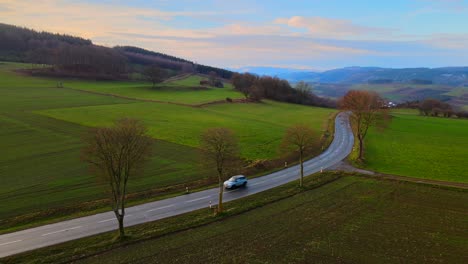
left=422, top=33, right=468, bottom=50
left=0, top=0, right=227, bottom=39
left=0, top=3, right=11, bottom=12
left=274, top=16, right=394, bottom=39
left=1, top=0, right=467, bottom=69
left=107, top=32, right=376, bottom=69
left=214, top=23, right=286, bottom=36
left=410, top=0, right=468, bottom=15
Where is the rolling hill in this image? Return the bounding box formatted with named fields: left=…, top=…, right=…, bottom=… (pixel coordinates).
left=0, top=23, right=233, bottom=80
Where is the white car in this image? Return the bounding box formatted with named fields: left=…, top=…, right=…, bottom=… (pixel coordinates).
left=223, top=175, right=248, bottom=189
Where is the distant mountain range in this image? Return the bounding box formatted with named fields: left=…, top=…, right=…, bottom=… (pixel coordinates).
left=234, top=66, right=468, bottom=109
left=235, top=66, right=468, bottom=87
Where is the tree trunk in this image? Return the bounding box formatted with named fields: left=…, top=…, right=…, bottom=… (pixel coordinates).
left=117, top=214, right=125, bottom=239
left=299, top=150, right=304, bottom=187
left=358, top=136, right=364, bottom=160
left=218, top=182, right=224, bottom=213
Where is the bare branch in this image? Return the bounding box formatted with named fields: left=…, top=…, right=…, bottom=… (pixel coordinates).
left=82, top=118, right=152, bottom=239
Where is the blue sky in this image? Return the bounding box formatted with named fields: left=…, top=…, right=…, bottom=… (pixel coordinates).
left=1, top=0, right=467, bottom=70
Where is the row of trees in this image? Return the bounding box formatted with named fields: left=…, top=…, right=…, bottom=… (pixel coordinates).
left=115, top=46, right=234, bottom=78
left=231, top=73, right=335, bottom=108
left=396, top=100, right=468, bottom=119
left=418, top=99, right=454, bottom=117
left=83, top=119, right=318, bottom=238
left=47, top=44, right=127, bottom=78
left=0, top=23, right=91, bottom=62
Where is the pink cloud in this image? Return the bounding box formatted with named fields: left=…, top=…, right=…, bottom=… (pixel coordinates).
left=274, top=16, right=394, bottom=39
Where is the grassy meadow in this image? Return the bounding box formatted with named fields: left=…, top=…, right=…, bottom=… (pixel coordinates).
left=38, top=100, right=334, bottom=160
left=67, top=75, right=245, bottom=105
left=0, top=62, right=334, bottom=221
left=364, top=109, right=468, bottom=183
left=75, top=176, right=468, bottom=264
left=0, top=70, right=205, bottom=220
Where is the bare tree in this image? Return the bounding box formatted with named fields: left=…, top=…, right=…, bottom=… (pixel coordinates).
left=82, top=118, right=152, bottom=239
left=208, top=71, right=218, bottom=85
left=281, top=124, right=317, bottom=187
left=295, top=81, right=313, bottom=97
left=200, top=128, right=240, bottom=213
left=339, top=90, right=388, bottom=160
left=231, top=72, right=258, bottom=99
left=144, top=65, right=165, bottom=88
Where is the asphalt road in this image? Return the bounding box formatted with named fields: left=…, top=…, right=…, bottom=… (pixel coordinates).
left=0, top=112, right=354, bottom=258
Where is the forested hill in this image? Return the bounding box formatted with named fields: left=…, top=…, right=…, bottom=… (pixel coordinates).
left=0, top=23, right=233, bottom=79
left=274, top=66, right=468, bottom=86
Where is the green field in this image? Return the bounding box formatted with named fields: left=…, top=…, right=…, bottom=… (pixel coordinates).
left=365, top=109, right=468, bottom=183
left=0, top=62, right=333, bottom=221
left=0, top=62, right=243, bottom=105
left=76, top=176, right=468, bottom=264
left=38, top=100, right=334, bottom=160
left=0, top=78, right=205, bottom=220
left=67, top=75, right=245, bottom=105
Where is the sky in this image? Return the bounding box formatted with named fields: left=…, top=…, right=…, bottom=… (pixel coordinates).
left=1, top=0, right=467, bottom=71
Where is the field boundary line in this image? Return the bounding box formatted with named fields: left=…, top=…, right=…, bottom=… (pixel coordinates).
left=61, top=86, right=247, bottom=108
left=330, top=161, right=468, bottom=189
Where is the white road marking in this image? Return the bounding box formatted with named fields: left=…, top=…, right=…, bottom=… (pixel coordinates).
left=41, top=226, right=82, bottom=236
left=98, top=215, right=133, bottom=223
left=146, top=204, right=175, bottom=213
left=185, top=196, right=211, bottom=203
left=98, top=218, right=115, bottom=223
left=225, top=188, right=242, bottom=193
left=249, top=181, right=265, bottom=186
left=0, top=240, right=22, bottom=247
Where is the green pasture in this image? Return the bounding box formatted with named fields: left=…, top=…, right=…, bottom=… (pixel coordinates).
left=0, top=85, right=205, bottom=219
left=0, top=62, right=242, bottom=105
left=67, top=75, right=244, bottom=105
left=38, top=100, right=334, bottom=160
left=365, top=109, right=468, bottom=183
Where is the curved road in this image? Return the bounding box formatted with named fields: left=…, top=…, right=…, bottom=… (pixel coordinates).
left=0, top=112, right=354, bottom=258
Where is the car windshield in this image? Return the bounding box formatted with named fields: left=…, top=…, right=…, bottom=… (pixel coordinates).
left=228, top=177, right=237, bottom=182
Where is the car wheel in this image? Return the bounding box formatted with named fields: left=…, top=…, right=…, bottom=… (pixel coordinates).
left=243, top=182, right=247, bottom=187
